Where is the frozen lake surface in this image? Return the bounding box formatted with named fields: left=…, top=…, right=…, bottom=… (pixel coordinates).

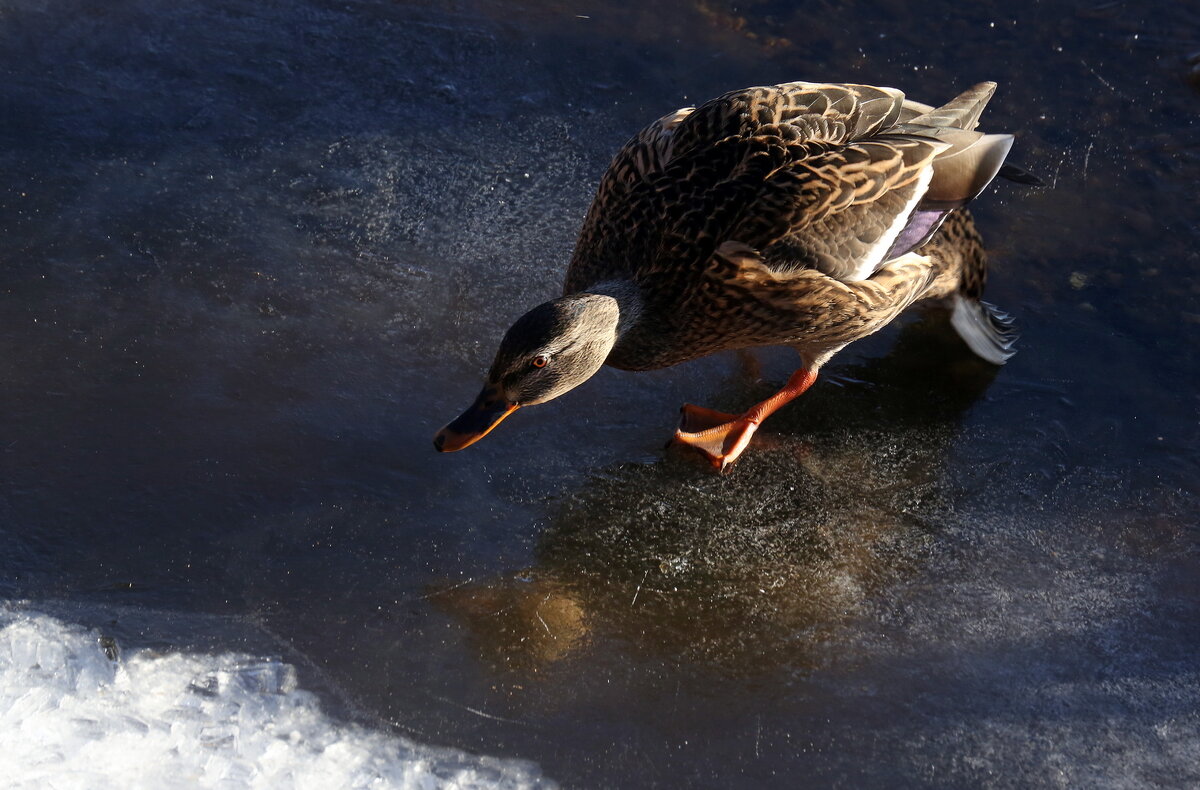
left=1, top=0, right=1197, bottom=787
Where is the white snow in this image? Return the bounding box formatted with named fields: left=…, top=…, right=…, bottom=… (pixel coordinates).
left=0, top=608, right=552, bottom=790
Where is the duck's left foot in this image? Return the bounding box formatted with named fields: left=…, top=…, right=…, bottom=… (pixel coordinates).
left=670, top=368, right=820, bottom=470
left=672, top=404, right=762, bottom=470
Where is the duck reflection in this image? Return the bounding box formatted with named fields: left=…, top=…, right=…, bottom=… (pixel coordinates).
left=434, top=312, right=1000, bottom=676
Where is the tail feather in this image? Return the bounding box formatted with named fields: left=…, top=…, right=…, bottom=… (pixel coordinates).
left=998, top=163, right=1045, bottom=186
left=891, top=82, right=1013, bottom=210
left=922, top=132, right=1014, bottom=209
left=904, top=82, right=997, bottom=131
left=902, top=84, right=1018, bottom=365
left=950, top=294, right=1017, bottom=364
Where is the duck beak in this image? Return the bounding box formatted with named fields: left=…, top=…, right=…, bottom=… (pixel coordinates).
left=433, top=386, right=519, bottom=452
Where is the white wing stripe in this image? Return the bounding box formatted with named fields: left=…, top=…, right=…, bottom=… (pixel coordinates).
left=846, top=164, right=933, bottom=280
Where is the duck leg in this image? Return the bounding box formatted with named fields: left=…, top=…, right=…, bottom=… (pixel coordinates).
left=672, top=367, right=819, bottom=470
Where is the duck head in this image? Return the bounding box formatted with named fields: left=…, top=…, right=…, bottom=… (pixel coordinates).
left=434, top=293, right=621, bottom=452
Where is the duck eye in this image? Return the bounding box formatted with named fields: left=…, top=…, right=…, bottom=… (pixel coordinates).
left=531, top=354, right=549, bottom=369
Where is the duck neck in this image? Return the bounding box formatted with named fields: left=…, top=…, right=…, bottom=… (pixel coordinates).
left=583, top=279, right=643, bottom=341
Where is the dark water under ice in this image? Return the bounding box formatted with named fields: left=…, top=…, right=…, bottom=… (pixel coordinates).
left=1, top=0, right=1198, bottom=786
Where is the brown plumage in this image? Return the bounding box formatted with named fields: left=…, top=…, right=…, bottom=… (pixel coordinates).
left=566, top=81, right=1014, bottom=371
left=435, top=81, right=1021, bottom=468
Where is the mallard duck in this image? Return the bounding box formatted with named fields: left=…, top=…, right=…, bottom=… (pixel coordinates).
left=434, top=81, right=1022, bottom=469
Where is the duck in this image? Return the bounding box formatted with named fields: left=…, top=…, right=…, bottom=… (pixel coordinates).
left=434, top=81, right=1024, bottom=469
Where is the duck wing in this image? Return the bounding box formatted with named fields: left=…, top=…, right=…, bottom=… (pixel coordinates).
left=729, top=82, right=1013, bottom=281
left=566, top=82, right=1012, bottom=291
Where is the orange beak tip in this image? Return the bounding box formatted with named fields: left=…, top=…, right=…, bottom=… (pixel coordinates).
left=433, top=391, right=518, bottom=453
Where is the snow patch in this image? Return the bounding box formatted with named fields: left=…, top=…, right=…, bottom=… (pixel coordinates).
left=0, top=610, right=552, bottom=789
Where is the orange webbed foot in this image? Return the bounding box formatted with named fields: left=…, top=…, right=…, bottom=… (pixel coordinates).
left=671, top=404, right=761, bottom=471
left=669, top=368, right=819, bottom=470
left=676, top=403, right=739, bottom=433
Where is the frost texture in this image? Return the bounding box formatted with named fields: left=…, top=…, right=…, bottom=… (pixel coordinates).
left=0, top=611, right=552, bottom=790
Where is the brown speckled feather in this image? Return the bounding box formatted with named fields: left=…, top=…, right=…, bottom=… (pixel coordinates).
left=563, top=81, right=1012, bottom=371
left=566, top=83, right=947, bottom=290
